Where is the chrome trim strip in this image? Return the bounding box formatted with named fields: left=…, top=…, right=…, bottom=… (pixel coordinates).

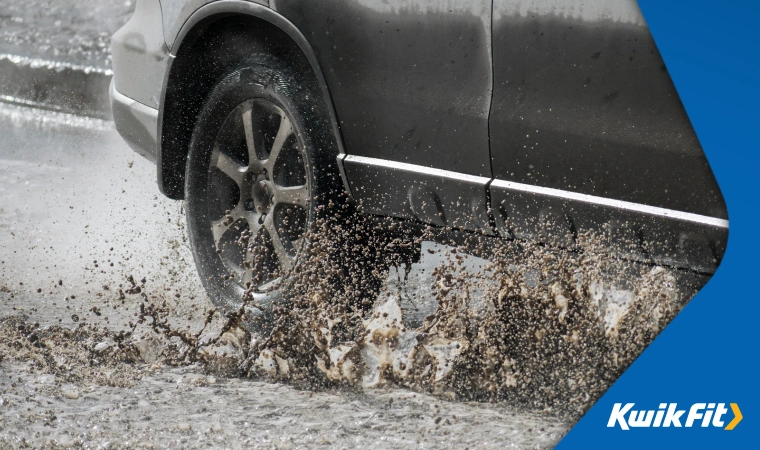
left=491, top=179, right=728, bottom=229
left=343, top=155, right=491, bottom=185
left=343, top=155, right=728, bottom=229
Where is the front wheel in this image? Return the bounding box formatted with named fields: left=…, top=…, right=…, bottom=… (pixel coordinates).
left=185, top=55, right=340, bottom=316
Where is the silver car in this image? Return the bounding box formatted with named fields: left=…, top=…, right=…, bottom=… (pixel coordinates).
left=111, top=0, right=728, bottom=313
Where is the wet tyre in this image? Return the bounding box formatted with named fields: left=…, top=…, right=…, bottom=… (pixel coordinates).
left=185, top=54, right=343, bottom=316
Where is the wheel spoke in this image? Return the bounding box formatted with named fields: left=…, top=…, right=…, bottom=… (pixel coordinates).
left=263, top=213, right=294, bottom=272
left=273, top=184, right=309, bottom=207
left=241, top=101, right=256, bottom=160
left=264, top=115, right=293, bottom=173
left=242, top=102, right=266, bottom=174
left=211, top=205, right=246, bottom=248
left=205, top=98, right=309, bottom=291
left=212, top=147, right=246, bottom=187
left=247, top=211, right=264, bottom=234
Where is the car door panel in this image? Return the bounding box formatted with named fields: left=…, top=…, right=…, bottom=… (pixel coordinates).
left=490, top=179, right=728, bottom=272
left=273, top=0, right=494, bottom=232
left=490, top=0, right=725, bottom=217
left=488, top=0, right=728, bottom=270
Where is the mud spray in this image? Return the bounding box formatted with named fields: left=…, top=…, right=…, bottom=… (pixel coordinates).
left=1, top=199, right=703, bottom=426
left=238, top=206, right=700, bottom=420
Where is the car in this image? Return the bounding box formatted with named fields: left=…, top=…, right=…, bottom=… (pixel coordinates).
left=110, top=0, right=728, bottom=313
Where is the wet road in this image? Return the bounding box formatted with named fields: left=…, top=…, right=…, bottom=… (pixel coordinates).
left=0, top=362, right=567, bottom=449
left=0, top=104, right=205, bottom=327
left=0, top=104, right=569, bottom=448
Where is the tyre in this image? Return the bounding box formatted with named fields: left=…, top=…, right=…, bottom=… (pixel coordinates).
left=185, top=54, right=343, bottom=318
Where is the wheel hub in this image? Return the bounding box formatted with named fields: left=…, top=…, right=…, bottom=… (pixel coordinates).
left=248, top=173, right=274, bottom=214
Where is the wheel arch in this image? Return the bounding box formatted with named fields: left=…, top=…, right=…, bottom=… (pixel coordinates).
left=157, top=1, right=347, bottom=199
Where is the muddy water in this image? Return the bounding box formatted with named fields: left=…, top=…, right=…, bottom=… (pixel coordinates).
left=0, top=104, right=711, bottom=448
left=244, top=223, right=707, bottom=418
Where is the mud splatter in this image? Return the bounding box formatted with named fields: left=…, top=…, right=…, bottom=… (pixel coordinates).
left=185, top=204, right=703, bottom=421
left=0, top=104, right=591, bottom=447
left=1, top=206, right=704, bottom=423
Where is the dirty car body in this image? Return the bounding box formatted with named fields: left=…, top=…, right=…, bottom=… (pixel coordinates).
left=110, top=0, right=728, bottom=274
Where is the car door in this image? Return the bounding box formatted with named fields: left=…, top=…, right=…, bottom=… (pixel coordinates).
left=273, top=0, right=494, bottom=232
left=488, top=0, right=728, bottom=271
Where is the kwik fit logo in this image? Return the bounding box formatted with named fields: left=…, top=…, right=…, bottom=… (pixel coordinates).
left=608, top=403, right=742, bottom=430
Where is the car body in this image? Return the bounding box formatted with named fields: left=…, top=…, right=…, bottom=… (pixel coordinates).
left=111, top=0, right=728, bottom=273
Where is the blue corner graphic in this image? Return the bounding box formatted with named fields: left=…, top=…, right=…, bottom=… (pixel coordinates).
left=557, top=0, right=759, bottom=448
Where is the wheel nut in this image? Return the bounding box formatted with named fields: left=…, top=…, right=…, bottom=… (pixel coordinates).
left=245, top=199, right=255, bottom=211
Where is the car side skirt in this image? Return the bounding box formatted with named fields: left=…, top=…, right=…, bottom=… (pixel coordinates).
left=341, top=154, right=728, bottom=273
left=491, top=179, right=728, bottom=273
left=341, top=155, right=493, bottom=234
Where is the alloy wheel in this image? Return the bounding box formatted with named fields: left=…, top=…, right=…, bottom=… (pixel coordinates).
left=207, top=98, right=310, bottom=292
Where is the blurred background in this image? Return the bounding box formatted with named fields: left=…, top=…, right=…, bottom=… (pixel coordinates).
left=1, top=0, right=134, bottom=118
